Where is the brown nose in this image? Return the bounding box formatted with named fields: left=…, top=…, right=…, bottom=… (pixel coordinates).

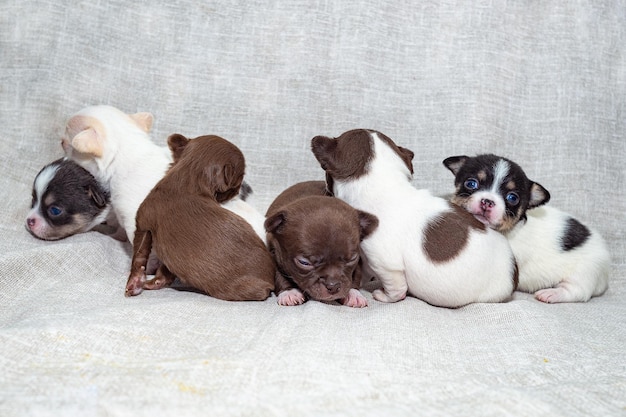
left=325, top=281, right=341, bottom=294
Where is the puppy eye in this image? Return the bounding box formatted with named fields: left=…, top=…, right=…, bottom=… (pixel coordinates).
left=347, top=253, right=359, bottom=263
left=295, top=256, right=314, bottom=269
left=48, top=206, right=63, bottom=217
left=506, top=192, right=520, bottom=206
left=464, top=179, right=479, bottom=190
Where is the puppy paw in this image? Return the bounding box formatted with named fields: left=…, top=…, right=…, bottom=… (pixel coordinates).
left=125, top=267, right=146, bottom=297
left=535, top=288, right=571, bottom=303
left=342, top=289, right=368, bottom=308
left=372, top=288, right=406, bottom=303
left=277, top=288, right=306, bottom=306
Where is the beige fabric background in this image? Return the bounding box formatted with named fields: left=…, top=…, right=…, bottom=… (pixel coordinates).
left=1, top=1, right=624, bottom=416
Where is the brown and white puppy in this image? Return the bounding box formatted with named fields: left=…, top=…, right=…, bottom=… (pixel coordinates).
left=125, top=134, right=275, bottom=301
left=265, top=181, right=378, bottom=307
left=312, top=129, right=518, bottom=308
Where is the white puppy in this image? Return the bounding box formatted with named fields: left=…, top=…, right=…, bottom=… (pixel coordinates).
left=443, top=153, right=610, bottom=303
left=62, top=104, right=266, bottom=244
left=311, top=129, right=518, bottom=308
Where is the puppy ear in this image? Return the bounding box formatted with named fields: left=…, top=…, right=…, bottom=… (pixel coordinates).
left=129, top=112, right=154, bottom=132
left=202, top=164, right=243, bottom=202
left=167, top=134, right=190, bottom=163
left=264, top=211, right=286, bottom=234
left=71, top=127, right=103, bottom=158
left=528, top=182, right=550, bottom=208
left=310, top=136, right=338, bottom=172
left=442, top=156, right=468, bottom=175
left=356, top=210, right=379, bottom=240
left=397, top=146, right=415, bottom=174
left=87, top=185, right=108, bottom=208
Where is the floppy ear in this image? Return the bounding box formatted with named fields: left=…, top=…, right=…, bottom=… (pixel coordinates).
left=167, top=134, right=190, bottom=163
left=356, top=210, right=379, bottom=240
left=442, top=155, right=468, bottom=176
left=264, top=211, right=286, bottom=234
left=71, top=128, right=103, bottom=157
left=87, top=185, right=108, bottom=208
left=528, top=182, right=550, bottom=208
left=397, top=146, right=415, bottom=174
left=310, top=135, right=338, bottom=172
left=201, top=163, right=243, bottom=202
left=129, top=112, right=154, bottom=132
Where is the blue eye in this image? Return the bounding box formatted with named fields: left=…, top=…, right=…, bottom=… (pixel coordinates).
left=464, top=179, right=479, bottom=190
left=506, top=192, right=520, bottom=206
left=48, top=206, right=63, bottom=217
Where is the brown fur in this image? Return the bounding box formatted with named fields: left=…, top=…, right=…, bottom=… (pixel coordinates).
left=265, top=181, right=378, bottom=304
left=125, top=134, right=275, bottom=301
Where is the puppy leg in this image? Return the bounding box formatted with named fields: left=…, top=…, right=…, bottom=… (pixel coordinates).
left=341, top=289, right=368, bottom=308
left=125, top=229, right=153, bottom=297
left=143, top=264, right=176, bottom=291
left=274, top=270, right=305, bottom=306
left=371, top=269, right=408, bottom=303
left=534, top=278, right=593, bottom=303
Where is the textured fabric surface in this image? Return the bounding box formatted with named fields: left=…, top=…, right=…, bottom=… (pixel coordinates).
left=1, top=1, right=625, bottom=416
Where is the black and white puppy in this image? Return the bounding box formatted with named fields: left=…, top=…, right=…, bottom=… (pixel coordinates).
left=443, top=154, right=610, bottom=303
left=26, top=158, right=120, bottom=241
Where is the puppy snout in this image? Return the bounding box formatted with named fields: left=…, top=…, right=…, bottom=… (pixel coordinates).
left=324, top=280, right=341, bottom=294
left=480, top=198, right=495, bottom=210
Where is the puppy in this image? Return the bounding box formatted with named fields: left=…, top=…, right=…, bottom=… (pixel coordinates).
left=265, top=180, right=378, bottom=307
left=61, top=104, right=265, bottom=244
left=26, top=157, right=120, bottom=240
left=443, top=154, right=610, bottom=303
left=125, top=134, right=275, bottom=301
left=311, top=129, right=518, bottom=308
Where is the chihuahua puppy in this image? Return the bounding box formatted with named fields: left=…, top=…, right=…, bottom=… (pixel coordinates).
left=312, top=129, right=518, bottom=308
left=265, top=180, right=378, bottom=307
left=26, top=157, right=118, bottom=240
left=61, top=104, right=265, bottom=244
left=125, top=134, right=275, bottom=301
left=443, top=154, right=610, bottom=303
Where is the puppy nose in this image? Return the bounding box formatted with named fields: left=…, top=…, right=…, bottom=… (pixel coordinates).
left=481, top=198, right=495, bottom=209
left=325, top=281, right=341, bottom=294
left=27, top=218, right=36, bottom=228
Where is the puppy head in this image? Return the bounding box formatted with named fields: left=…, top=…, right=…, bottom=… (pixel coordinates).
left=166, top=133, right=245, bottom=202
left=443, top=154, right=550, bottom=232
left=311, top=129, right=414, bottom=193
left=62, top=105, right=154, bottom=174
left=265, top=196, right=378, bottom=302
left=26, top=158, right=110, bottom=240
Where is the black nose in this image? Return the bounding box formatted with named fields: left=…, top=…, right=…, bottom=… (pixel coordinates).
left=27, top=218, right=36, bottom=228
left=325, top=281, right=341, bottom=294
left=481, top=198, right=495, bottom=209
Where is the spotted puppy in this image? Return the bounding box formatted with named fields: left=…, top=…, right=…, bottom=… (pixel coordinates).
left=26, top=158, right=121, bottom=240
left=443, top=153, right=610, bottom=303
left=311, top=129, right=518, bottom=308
left=265, top=180, right=378, bottom=307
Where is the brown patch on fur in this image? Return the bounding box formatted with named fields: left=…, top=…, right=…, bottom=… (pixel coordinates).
left=374, top=131, right=414, bottom=174
left=311, top=130, right=374, bottom=181
left=512, top=260, right=519, bottom=290
left=423, top=203, right=485, bottom=263
left=506, top=180, right=516, bottom=190
left=125, top=134, right=274, bottom=301
left=477, top=170, right=487, bottom=181
left=265, top=183, right=378, bottom=303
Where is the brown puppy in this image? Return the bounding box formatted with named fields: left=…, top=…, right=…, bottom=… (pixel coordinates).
left=125, top=134, right=275, bottom=301
left=265, top=180, right=378, bottom=307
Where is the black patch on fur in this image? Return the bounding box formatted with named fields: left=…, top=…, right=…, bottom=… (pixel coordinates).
left=561, top=217, right=591, bottom=251
left=239, top=181, right=253, bottom=201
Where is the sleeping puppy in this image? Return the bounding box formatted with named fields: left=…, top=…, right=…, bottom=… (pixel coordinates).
left=125, top=134, right=275, bottom=301
left=265, top=180, right=378, bottom=307
left=311, top=129, right=518, bottom=308
left=26, top=158, right=117, bottom=240
left=61, top=104, right=265, bottom=244
left=443, top=154, right=610, bottom=303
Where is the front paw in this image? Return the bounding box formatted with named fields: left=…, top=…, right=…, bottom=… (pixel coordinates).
left=372, top=288, right=406, bottom=303
left=125, top=267, right=146, bottom=297
left=342, top=289, right=368, bottom=308
left=277, top=288, right=306, bottom=306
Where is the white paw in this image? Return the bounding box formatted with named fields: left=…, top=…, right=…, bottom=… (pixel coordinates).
left=535, top=288, right=568, bottom=303
left=372, top=288, right=406, bottom=303
left=277, top=288, right=306, bottom=306
left=342, top=289, right=368, bottom=308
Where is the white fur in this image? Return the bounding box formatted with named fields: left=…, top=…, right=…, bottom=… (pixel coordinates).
left=63, top=105, right=266, bottom=244
left=333, top=132, right=516, bottom=308
left=506, top=206, right=610, bottom=303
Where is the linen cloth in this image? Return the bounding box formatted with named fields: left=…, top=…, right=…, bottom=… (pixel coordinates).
left=1, top=1, right=624, bottom=416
